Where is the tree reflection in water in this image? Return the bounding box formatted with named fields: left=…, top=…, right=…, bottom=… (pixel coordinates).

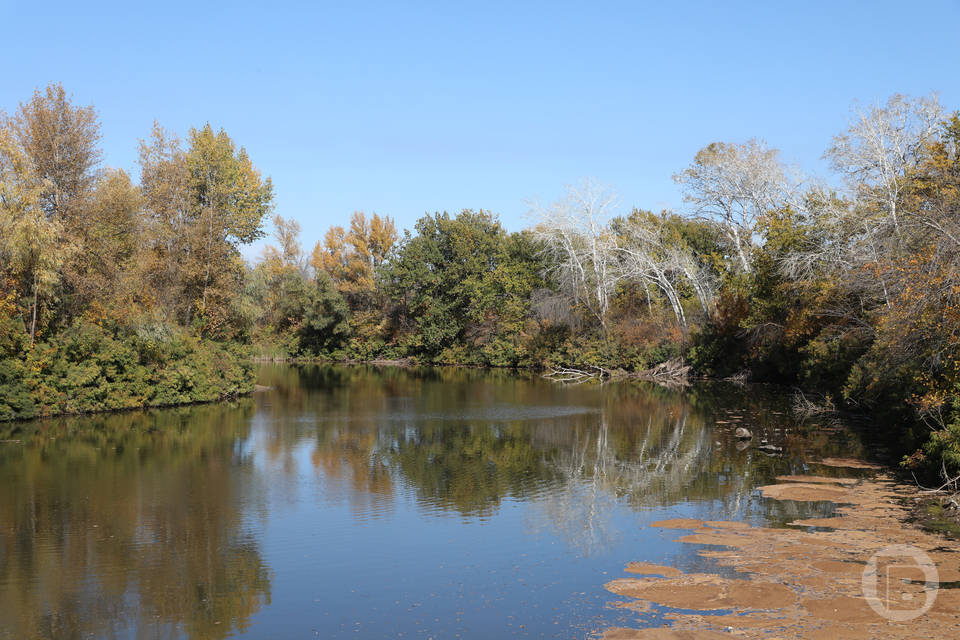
left=0, top=365, right=866, bottom=639
left=263, top=364, right=863, bottom=550
left=0, top=402, right=271, bottom=640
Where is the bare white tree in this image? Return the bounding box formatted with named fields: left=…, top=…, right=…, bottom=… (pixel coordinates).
left=674, top=139, right=796, bottom=274
left=529, top=179, right=623, bottom=327
left=825, top=93, right=943, bottom=238
left=783, top=94, right=947, bottom=310
left=669, top=243, right=717, bottom=319
left=615, top=214, right=716, bottom=326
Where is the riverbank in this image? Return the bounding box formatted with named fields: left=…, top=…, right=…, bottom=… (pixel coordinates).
left=599, top=460, right=960, bottom=639
left=254, top=353, right=697, bottom=384
left=0, top=323, right=254, bottom=422
left=251, top=355, right=416, bottom=367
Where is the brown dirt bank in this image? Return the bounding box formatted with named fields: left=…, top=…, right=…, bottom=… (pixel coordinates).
left=600, top=465, right=960, bottom=639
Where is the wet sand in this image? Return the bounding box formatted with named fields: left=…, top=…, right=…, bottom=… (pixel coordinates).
left=601, top=461, right=960, bottom=639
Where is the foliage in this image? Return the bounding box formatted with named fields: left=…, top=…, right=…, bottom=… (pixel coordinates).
left=0, top=318, right=252, bottom=420
left=381, top=210, right=545, bottom=364
left=297, top=272, right=351, bottom=355
left=310, top=211, right=397, bottom=310
left=4, top=82, right=960, bottom=485
left=0, top=84, right=269, bottom=421
left=687, top=98, right=960, bottom=480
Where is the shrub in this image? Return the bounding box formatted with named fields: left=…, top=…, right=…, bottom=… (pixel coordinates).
left=0, top=318, right=254, bottom=421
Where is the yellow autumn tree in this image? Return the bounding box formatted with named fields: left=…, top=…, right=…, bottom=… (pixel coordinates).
left=0, top=125, right=66, bottom=342
left=310, top=211, right=397, bottom=310
left=138, top=122, right=274, bottom=338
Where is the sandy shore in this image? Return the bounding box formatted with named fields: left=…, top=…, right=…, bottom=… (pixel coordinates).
left=600, top=461, right=960, bottom=639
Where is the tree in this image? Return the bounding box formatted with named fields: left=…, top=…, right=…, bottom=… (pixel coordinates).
left=826, top=93, right=943, bottom=238
left=852, top=113, right=960, bottom=434
left=272, top=214, right=303, bottom=270
left=260, top=215, right=305, bottom=315
left=674, top=139, right=794, bottom=273
left=0, top=85, right=277, bottom=421
left=249, top=213, right=351, bottom=356
left=0, top=127, right=64, bottom=342
left=367, top=212, right=399, bottom=270
left=529, top=180, right=622, bottom=327
left=139, top=122, right=190, bottom=239
left=185, top=124, right=273, bottom=324
left=383, top=210, right=518, bottom=359
left=9, top=83, right=101, bottom=228
left=63, top=168, right=140, bottom=318
left=614, top=210, right=716, bottom=326
left=138, top=123, right=273, bottom=336
left=3, top=83, right=103, bottom=333
left=310, top=211, right=397, bottom=310
left=138, top=123, right=193, bottom=319
left=311, top=225, right=347, bottom=280
left=781, top=96, right=948, bottom=320
left=251, top=214, right=308, bottom=344
left=298, top=272, right=351, bottom=354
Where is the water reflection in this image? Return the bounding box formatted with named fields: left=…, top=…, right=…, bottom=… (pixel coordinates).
left=260, top=365, right=861, bottom=545
left=0, top=365, right=866, bottom=639
left=0, top=402, right=271, bottom=640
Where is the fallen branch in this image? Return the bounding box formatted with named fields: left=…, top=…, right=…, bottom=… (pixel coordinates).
left=542, top=365, right=612, bottom=384
left=635, top=358, right=691, bottom=384
left=543, top=359, right=690, bottom=387
left=914, top=464, right=960, bottom=495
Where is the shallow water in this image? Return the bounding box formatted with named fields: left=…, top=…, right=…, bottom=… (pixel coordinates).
left=0, top=364, right=867, bottom=639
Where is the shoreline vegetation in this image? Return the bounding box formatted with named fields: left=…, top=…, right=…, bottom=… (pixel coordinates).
left=252, top=355, right=695, bottom=389
left=2, top=84, right=959, bottom=487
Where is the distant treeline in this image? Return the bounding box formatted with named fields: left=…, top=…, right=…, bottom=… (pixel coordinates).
left=2, top=85, right=959, bottom=482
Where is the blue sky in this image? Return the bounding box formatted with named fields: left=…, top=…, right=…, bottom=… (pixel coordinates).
left=3, top=0, right=958, bottom=260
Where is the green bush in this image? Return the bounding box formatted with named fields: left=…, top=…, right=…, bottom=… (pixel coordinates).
left=0, top=318, right=254, bottom=421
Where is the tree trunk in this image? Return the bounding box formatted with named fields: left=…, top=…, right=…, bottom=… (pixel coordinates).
left=30, top=270, right=38, bottom=344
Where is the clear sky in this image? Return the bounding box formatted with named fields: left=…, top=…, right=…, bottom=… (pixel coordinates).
left=3, top=0, right=958, bottom=259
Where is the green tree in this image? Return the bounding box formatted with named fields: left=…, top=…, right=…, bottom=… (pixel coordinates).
left=184, top=124, right=273, bottom=335
left=63, top=168, right=140, bottom=320
left=383, top=210, right=542, bottom=363
left=298, top=272, right=351, bottom=355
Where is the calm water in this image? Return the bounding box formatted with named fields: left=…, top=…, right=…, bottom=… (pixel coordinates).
left=0, top=365, right=867, bottom=639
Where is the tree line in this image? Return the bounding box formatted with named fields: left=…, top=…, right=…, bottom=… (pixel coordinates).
left=0, top=84, right=272, bottom=419
left=248, top=92, right=960, bottom=481
left=2, top=84, right=958, bottom=482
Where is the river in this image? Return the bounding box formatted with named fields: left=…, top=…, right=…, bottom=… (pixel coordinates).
left=0, top=364, right=868, bottom=639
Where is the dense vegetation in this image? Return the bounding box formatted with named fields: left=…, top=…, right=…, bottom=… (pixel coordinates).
left=2, top=84, right=959, bottom=482
left=247, top=93, right=960, bottom=481
left=0, top=84, right=271, bottom=419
